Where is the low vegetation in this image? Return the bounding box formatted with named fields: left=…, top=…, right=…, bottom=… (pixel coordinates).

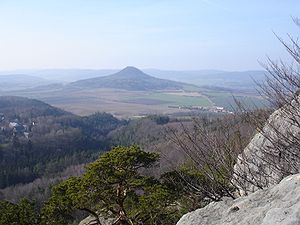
left=0, top=146, right=185, bottom=225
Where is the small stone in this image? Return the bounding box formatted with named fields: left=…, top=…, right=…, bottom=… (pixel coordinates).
left=230, top=206, right=240, bottom=212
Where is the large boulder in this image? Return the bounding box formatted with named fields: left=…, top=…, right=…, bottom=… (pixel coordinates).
left=176, top=173, right=300, bottom=225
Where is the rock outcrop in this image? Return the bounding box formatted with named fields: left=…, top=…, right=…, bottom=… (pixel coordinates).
left=233, top=100, right=300, bottom=195
left=176, top=173, right=300, bottom=225
left=79, top=215, right=114, bottom=225
left=177, top=99, right=300, bottom=225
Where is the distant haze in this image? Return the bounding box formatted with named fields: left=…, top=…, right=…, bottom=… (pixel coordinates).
left=0, top=68, right=266, bottom=87
left=0, top=1, right=299, bottom=70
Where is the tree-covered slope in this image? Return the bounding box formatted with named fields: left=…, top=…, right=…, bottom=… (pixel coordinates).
left=0, top=96, right=126, bottom=188
left=0, top=96, right=70, bottom=118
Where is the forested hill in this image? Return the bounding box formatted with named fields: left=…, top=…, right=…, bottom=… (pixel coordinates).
left=0, top=96, right=126, bottom=188
left=70, top=66, right=199, bottom=91
left=0, top=96, right=70, bottom=119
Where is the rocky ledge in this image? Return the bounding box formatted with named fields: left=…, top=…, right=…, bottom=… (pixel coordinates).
left=177, top=173, right=300, bottom=225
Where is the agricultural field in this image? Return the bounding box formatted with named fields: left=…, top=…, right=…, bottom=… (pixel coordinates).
left=202, top=89, right=267, bottom=110
left=124, top=92, right=213, bottom=107
left=2, top=86, right=266, bottom=118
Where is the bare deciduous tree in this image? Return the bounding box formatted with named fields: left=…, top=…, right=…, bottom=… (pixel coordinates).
left=166, top=18, right=300, bottom=200
left=166, top=115, right=256, bottom=201
left=234, top=19, right=300, bottom=194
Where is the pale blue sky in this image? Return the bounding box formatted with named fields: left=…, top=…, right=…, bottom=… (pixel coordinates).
left=0, top=0, right=299, bottom=70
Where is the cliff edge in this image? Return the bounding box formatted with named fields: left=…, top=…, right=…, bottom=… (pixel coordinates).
left=177, top=173, right=300, bottom=225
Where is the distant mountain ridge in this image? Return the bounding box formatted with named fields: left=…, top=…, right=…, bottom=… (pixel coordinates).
left=145, top=69, right=266, bottom=91
left=0, top=74, right=52, bottom=91
left=0, top=68, right=266, bottom=92
left=70, top=66, right=198, bottom=91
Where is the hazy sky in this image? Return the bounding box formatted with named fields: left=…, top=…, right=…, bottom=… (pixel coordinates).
left=0, top=0, right=299, bottom=70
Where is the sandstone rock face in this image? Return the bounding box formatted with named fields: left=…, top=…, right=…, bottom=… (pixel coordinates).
left=79, top=215, right=115, bottom=225
left=176, top=173, right=300, bottom=225
left=233, top=101, right=300, bottom=195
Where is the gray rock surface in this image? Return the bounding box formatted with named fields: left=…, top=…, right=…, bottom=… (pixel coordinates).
left=233, top=100, right=300, bottom=195
left=79, top=215, right=115, bottom=225
left=176, top=173, right=300, bottom=225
